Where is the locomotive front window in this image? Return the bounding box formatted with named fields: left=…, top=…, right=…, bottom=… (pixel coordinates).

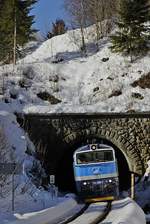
left=76, top=150, right=114, bottom=164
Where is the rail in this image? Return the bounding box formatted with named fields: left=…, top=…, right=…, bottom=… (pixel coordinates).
left=89, top=201, right=112, bottom=224
left=57, top=203, right=89, bottom=224
left=58, top=201, right=112, bottom=224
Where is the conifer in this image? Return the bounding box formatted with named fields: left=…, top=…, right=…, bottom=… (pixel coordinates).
left=110, top=0, right=150, bottom=62
left=47, top=19, right=67, bottom=39
left=0, top=0, right=37, bottom=63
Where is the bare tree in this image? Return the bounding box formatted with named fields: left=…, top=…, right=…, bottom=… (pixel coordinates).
left=64, top=0, right=119, bottom=52
left=87, top=0, right=118, bottom=50
left=87, top=0, right=104, bottom=50
left=64, top=0, right=88, bottom=55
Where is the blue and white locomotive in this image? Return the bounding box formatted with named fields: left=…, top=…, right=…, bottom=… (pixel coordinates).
left=73, top=144, right=119, bottom=202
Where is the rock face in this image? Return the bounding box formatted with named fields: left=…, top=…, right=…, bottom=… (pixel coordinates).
left=131, top=72, right=150, bottom=89
left=21, top=113, right=150, bottom=176
left=131, top=92, right=144, bottom=100
left=37, top=91, right=61, bottom=104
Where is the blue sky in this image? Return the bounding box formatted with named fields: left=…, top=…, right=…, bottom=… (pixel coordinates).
left=31, top=0, right=67, bottom=35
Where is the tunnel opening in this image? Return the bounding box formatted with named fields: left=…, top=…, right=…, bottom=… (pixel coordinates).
left=55, top=137, right=131, bottom=194
left=55, top=147, right=77, bottom=194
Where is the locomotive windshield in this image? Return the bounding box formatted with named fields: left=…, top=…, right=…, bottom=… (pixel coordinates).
left=76, top=150, right=114, bottom=164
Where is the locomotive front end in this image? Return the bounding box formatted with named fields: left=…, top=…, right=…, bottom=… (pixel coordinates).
left=73, top=144, right=119, bottom=202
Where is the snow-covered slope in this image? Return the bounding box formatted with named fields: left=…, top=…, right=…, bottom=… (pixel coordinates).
left=0, top=111, right=65, bottom=224
left=0, top=25, right=150, bottom=114
left=0, top=24, right=150, bottom=223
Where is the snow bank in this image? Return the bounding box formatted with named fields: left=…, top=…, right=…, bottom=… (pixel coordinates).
left=0, top=111, right=64, bottom=224
left=20, top=32, right=79, bottom=64
left=8, top=198, right=81, bottom=224
left=7, top=198, right=146, bottom=224
left=146, top=214, right=150, bottom=222
left=136, top=181, right=150, bottom=215
left=101, top=197, right=146, bottom=224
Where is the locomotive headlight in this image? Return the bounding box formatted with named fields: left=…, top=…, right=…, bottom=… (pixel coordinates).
left=108, top=179, right=112, bottom=183
left=83, top=182, right=87, bottom=185
left=90, top=144, right=97, bottom=150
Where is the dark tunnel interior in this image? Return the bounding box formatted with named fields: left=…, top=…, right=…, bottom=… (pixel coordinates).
left=55, top=137, right=131, bottom=194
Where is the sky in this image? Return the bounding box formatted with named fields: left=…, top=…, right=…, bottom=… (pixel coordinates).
left=31, top=0, right=68, bottom=36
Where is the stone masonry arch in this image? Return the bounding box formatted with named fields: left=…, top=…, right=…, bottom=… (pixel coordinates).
left=64, top=128, right=143, bottom=175
left=20, top=113, right=150, bottom=179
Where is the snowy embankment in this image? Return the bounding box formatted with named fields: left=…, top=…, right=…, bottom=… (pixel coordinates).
left=8, top=198, right=82, bottom=224
left=102, top=197, right=146, bottom=224
left=0, top=25, right=150, bottom=114
left=7, top=198, right=146, bottom=224
left=0, top=111, right=67, bottom=224
left=69, top=198, right=146, bottom=224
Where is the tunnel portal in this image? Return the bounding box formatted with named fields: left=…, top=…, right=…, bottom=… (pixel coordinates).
left=55, top=138, right=131, bottom=193
left=19, top=113, right=150, bottom=195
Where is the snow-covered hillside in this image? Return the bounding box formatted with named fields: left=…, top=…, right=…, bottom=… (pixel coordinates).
left=0, top=111, right=66, bottom=223
left=0, top=24, right=150, bottom=223
left=0, top=26, right=150, bottom=114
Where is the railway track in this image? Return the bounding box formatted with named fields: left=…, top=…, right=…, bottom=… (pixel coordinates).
left=57, top=203, right=90, bottom=224
left=57, top=201, right=112, bottom=224
left=90, top=201, right=112, bottom=224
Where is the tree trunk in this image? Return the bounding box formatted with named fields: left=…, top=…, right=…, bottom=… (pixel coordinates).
left=13, top=0, right=16, bottom=66
left=95, top=21, right=100, bottom=51
left=80, top=24, right=86, bottom=55
left=80, top=0, right=86, bottom=55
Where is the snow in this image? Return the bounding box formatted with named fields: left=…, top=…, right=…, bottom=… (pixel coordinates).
left=101, top=197, right=146, bottom=224
left=136, top=182, right=150, bottom=208
left=0, top=25, right=150, bottom=114
left=3, top=198, right=145, bottom=224
left=146, top=214, right=150, bottom=222
left=9, top=198, right=82, bottom=224
left=62, top=198, right=146, bottom=224
left=0, top=111, right=69, bottom=224
left=0, top=23, right=149, bottom=223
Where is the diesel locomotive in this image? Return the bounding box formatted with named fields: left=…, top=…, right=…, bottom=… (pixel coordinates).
left=73, top=144, right=119, bottom=202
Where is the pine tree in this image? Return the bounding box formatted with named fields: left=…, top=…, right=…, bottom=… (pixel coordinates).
left=52, top=19, right=67, bottom=36
left=110, top=0, right=150, bottom=62
left=47, top=19, right=67, bottom=39
left=0, top=0, right=37, bottom=63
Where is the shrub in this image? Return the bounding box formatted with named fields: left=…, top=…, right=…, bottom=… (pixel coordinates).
left=18, top=78, right=32, bottom=89
left=51, top=53, right=64, bottom=64
left=131, top=92, right=144, bottom=100
left=37, top=91, right=61, bottom=104
left=22, top=66, right=36, bottom=80
left=9, top=88, right=19, bottom=99
left=131, top=73, right=150, bottom=89
left=108, top=89, right=122, bottom=98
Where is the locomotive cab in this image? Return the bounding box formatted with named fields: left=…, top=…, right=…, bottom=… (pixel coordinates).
left=73, top=144, right=119, bottom=202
